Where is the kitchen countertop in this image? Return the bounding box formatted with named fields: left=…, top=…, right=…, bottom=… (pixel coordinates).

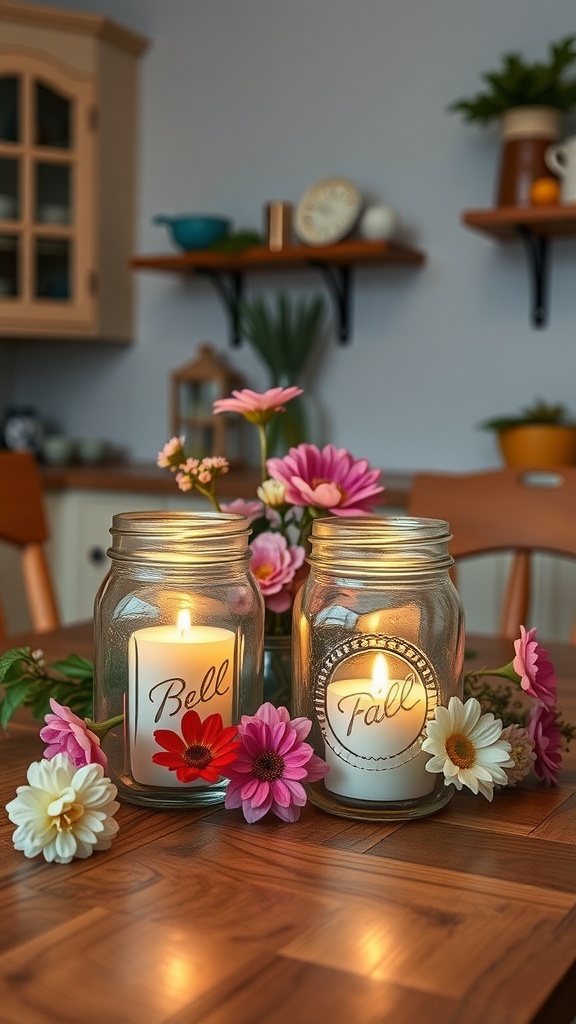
left=40, top=463, right=412, bottom=508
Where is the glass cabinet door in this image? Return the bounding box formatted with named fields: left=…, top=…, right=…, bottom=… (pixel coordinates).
left=0, top=53, right=94, bottom=331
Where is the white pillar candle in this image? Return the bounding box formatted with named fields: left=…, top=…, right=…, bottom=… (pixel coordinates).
left=128, top=609, right=235, bottom=787
left=324, top=653, right=435, bottom=802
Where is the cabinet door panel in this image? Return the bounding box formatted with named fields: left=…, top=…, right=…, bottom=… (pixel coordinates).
left=0, top=52, right=95, bottom=331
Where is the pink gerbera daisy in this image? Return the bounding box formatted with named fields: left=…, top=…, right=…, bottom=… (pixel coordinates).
left=213, top=387, right=303, bottom=426
left=222, top=703, right=329, bottom=822
left=513, top=626, right=557, bottom=709
left=267, top=443, right=384, bottom=516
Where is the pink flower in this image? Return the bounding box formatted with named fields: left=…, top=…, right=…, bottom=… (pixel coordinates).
left=221, top=498, right=264, bottom=522
left=267, top=443, right=384, bottom=516
left=157, top=436, right=185, bottom=469
left=39, top=699, right=108, bottom=769
left=513, top=626, right=557, bottom=709
left=213, top=386, right=303, bottom=426
left=222, top=703, right=329, bottom=822
left=527, top=704, right=562, bottom=785
left=250, top=532, right=305, bottom=613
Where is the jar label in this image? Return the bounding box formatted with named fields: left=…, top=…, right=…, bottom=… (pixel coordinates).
left=316, top=633, right=439, bottom=802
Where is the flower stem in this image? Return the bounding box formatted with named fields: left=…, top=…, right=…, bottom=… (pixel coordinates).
left=258, top=424, right=268, bottom=483
left=85, top=713, right=124, bottom=740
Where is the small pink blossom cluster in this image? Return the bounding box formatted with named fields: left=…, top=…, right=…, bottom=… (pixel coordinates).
left=174, top=455, right=229, bottom=492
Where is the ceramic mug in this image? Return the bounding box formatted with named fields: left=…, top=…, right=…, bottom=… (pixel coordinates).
left=545, top=135, right=576, bottom=203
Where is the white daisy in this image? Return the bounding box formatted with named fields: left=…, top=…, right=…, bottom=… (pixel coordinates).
left=422, top=696, right=514, bottom=802
left=6, top=753, right=120, bottom=864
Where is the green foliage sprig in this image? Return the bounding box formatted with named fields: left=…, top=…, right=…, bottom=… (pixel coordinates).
left=449, top=35, right=576, bottom=124
left=239, top=291, right=326, bottom=383
left=0, top=647, right=93, bottom=729
left=464, top=669, right=576, bottom=747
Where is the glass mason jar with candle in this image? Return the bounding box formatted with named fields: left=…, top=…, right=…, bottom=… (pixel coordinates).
left=292, top=516, right=464, bottom=821
left=94, top=511, right=264, bottom=808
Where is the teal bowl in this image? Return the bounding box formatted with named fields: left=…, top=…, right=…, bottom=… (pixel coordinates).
left=153, top=214, right=231, bottom=251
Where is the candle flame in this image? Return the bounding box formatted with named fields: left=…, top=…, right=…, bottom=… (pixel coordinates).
left=176, top=608, right=192, bottom=637
left=372, top=653, right=389, bottom=698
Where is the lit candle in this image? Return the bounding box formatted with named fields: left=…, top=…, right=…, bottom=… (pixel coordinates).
left=324, top=653, right=435, bottom=801
left=128, top=609, right=235, bottom=786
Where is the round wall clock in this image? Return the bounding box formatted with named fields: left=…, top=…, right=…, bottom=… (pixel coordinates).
left=295, top=177, right=361, bottom=246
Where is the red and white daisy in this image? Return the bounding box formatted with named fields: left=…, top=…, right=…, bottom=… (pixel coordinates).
left=152, top=710, right=240, bottom=784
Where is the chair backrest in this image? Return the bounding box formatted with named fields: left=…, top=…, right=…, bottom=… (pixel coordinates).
left=0, top=450, right=60, bottom=641
left=408, top=467, right=576, bottom=642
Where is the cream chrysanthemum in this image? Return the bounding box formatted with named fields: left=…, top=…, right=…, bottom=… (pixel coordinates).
left=6, top=753, right=119, bottom=864
left=500, top=723, right=536, bottom=786
left=422, top=696, right=514, bottom=801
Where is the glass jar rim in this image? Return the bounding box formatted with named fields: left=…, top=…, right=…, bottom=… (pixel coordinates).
left=108, top=510, right=252, bottom=564
left=308, top=515, right=453, bottom=572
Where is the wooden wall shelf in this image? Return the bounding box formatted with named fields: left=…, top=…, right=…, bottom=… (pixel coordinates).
left=131, top=239, right=426, bottom=344
left=462, top=205, right=576, bottom=327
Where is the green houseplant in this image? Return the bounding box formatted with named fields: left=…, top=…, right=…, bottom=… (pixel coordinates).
left=449, top=35, right=576, bottom=206
left=481, top=398, right=576, bottom=467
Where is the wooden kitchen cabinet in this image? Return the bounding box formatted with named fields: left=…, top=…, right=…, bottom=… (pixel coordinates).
left=0, top=2, right=148, bottom=341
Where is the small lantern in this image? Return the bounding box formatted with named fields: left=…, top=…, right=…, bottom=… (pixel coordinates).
left=170, top=343, right=246, bottom=466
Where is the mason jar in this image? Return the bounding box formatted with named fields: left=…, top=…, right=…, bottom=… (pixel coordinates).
left=94, top=511, right=264, bottom=808
left=292, top=516, right=464, bottom=821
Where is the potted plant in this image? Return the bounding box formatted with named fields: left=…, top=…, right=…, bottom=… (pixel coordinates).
left=449, top=35, right=576, bottom=206
left=480, top=398, right=576, bottom=467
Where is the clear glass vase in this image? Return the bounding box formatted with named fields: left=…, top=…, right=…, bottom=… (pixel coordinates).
left=94, top=511, right=264, bottom=808
left=292, top=516, right=465, bottom=821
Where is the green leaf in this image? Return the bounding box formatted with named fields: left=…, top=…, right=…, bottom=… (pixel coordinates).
left=0, top=647, right=31, bottom=683
left=0, top=678, right=33, bottom=730
left=51, top=654, right=94, bottom=681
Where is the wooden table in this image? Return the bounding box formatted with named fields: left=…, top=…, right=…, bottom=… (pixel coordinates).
left=1, top=625, right=575, bottom=1024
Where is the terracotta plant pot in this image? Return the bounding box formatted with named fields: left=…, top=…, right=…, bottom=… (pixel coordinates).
left=497, top=423, right=576, bottom=467
left=496, top=106, right=560, bottom=207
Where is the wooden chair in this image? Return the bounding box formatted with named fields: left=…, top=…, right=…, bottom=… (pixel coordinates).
left=0, top=450, right=60, bottom=642
left=408, top=466, right=576, bottom=642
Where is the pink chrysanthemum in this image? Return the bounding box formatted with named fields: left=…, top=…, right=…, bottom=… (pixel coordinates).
left=513, top=626, right=557, bottom=709
left=222, top=703, right=329, bottom=823
left=39, top=698, right=108, bottom=769
left=527, top=704, right=562, bottom=785
left=213, top=386, right=303, bottom=426
left=500, top=724, right=536, bottom=786
left=250, top=532, right=305, bottom=612
left=267, top=443, right=384, bottom=516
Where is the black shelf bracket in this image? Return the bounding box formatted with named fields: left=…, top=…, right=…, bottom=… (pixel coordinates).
left=196, top=262, right=355, bottom=345
left=308, top=261, right=353, bottom=343
left=516, top=227, right=551, bottom=329
left=196, top=268, right=244, bottom=346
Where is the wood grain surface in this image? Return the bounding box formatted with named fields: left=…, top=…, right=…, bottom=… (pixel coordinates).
left=1, top=625, right=575, bottom=1024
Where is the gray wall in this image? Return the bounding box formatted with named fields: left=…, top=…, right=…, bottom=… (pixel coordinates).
left=3, top=0, right=576, bottom=471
